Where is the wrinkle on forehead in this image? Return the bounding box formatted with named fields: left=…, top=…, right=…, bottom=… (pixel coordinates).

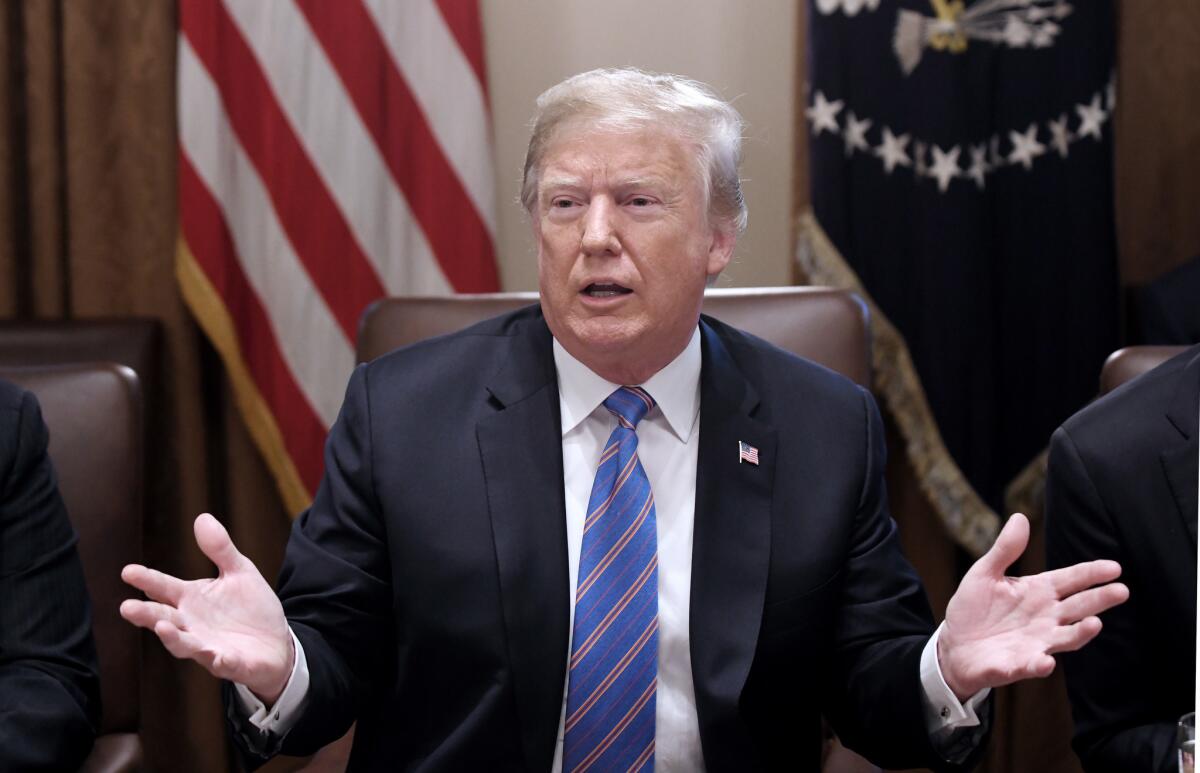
left=535, top=128, right=698, bottom=201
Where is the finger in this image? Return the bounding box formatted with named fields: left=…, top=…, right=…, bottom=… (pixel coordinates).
left=1056, top=582, right=1129, bottom=622
left=194, top=513, right=246, bottom=575
left=1046, top=616, right=1104, bottom=654
left=121, top=564, right=187, bottom=605
left=1027, top=653, right=1056, bottom=679
left=154, top=620, right=219, bottom=673
left=1043, top=559, right=1123, bottom=598
left=974, top=513, right=1030, bottom=579
left=120, top=598, right=181, bottom=631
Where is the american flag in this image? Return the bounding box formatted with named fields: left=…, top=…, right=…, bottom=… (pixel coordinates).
left=739, top=441, right=760, bottom=466
left=176, top=0, right=499, bottom=514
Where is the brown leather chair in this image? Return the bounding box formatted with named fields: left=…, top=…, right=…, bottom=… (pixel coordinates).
left=356, top=287, right=871, bottom=386
left=0, top=363, right=143, bottom=772
left=1099, top=345, right=1190, bottom=395
left=0, top=320, right=156, bottom=772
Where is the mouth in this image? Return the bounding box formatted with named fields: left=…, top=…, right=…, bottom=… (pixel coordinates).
left=581, top=282, right=633, bottom=298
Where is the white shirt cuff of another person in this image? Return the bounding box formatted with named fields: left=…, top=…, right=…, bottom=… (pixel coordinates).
left=233, top=629, right=309, bottom=736
left=921, top=624, right=991, bottom=761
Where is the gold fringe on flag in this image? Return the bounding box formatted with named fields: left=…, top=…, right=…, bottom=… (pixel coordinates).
left=176, top=237, right=313, bottom=517
left=795, top=210, right=1000, bottom=557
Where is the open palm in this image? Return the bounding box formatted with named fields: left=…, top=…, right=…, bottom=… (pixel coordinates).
left=938, top=513, right=1128, bottom=700
left=120, top=513, right=293, bottom=703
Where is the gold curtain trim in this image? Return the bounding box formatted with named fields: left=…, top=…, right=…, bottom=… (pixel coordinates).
left=794, top=210, right=1000, bottom=557
left=1004, top=448, right=1048, bottom=526
left=176, top=237, right=313, bottom=516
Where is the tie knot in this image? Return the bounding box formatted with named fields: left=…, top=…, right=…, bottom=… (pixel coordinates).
left=604, top=386, right=655, bottom=429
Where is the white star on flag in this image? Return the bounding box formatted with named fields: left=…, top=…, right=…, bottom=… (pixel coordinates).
left=1008, top=123, right=1046, bottom=170
left=807, top=91, right=844, bottom=137
left=1048, top=113, right=1071, bottom=158
left=843, top=112, right=872, bottom=156
left=1075, top=94, right=1106, bottom=141
left=928, top=144, right=961, bottom=193
left=874, top=127, right=912, bottom=174
left=967, top=144, right=988, bottom=190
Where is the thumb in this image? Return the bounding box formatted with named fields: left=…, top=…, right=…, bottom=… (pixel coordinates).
left=194, top=513, right=246, bottom=575
left=974, top=512, right=1030, bottom=579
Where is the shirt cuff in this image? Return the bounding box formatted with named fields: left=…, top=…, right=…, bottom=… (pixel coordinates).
left=920, top=623, right=990, bottom=733
left=232, top=628, right=310, bottom=735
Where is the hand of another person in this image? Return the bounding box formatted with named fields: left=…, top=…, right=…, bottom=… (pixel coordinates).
left=120, top=513, right=294, bottom=704
left=937, top=513, right=1129, bottom=702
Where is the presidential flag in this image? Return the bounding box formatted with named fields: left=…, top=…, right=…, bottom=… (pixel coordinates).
left=176, top=0, right=500, bottom=514
left=800, top=0, right=1119, bottom=529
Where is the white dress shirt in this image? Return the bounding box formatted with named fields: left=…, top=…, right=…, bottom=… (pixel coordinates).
left=237, top=326, right=987, bottom=769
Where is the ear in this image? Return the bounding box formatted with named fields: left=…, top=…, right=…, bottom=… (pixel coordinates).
left=705, top=223, right=736, bottom=277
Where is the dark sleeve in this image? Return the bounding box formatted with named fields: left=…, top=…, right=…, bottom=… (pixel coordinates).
left=821, top=388, right=990, bottom=772
left=226, top=364, right=393, bottom=764
left=1045, top=426, right=1177, bottom=773
left=0, top=388, right=100, bottom=771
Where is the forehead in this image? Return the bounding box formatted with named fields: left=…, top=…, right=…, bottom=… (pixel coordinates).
left=537, top=121, right=698, bottom=187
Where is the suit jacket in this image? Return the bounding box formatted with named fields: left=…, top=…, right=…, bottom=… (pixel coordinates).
left=0, top=379, right=100, bottom=771
left=233, top=307, right=975, bottom=771
left=1046, top=344, right=1200, bottom=773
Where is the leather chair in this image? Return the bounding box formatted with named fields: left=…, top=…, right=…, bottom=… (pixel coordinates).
left=0, top=363, right=143, bottom=772
left=1099, top=345, right=1190, bottom=395
left=356, top=287, right=871, bottom=386
left=0, top=320, right=157, bottom=772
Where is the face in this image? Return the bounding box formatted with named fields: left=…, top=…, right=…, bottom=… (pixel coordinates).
left=533, top=123, right=735, bottom=385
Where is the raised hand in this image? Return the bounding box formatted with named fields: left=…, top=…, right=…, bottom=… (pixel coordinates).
left=937, top=513, right=1129, bottom=701
left=120, top=513, right=294, bottom=704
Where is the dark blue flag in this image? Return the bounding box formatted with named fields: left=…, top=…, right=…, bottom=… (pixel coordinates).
left=803, top=0, right=1119, bottom=514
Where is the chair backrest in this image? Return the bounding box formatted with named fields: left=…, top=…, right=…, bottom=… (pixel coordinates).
left=0, top=320, right=155, bottom=771
left=0, top=363, right=143, bottom=738
left=357, top=286, right=871, bottom=386
left=1099, top=345, right=1190, bottom=395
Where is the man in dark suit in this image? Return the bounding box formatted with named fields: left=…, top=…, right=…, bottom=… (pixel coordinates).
left=0, top=379, right=100, bottom=770
left=122, top=68, right=1128, bottom=771
left=1046, top=344, right=1199, bottom=772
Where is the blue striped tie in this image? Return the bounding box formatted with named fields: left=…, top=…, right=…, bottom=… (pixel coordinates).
left=564, top=386, right=658, bottom=772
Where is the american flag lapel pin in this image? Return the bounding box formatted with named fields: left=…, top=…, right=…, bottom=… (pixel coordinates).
left=738, top=441, right=760, bottom=466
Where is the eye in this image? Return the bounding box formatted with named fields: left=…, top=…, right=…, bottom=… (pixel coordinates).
left=552, top=198, right=577, bottom=209
left=628, top=196, right=653, bottom=207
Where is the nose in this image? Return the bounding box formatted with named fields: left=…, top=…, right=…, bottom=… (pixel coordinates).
left=580, top=197, right=620, bottom=257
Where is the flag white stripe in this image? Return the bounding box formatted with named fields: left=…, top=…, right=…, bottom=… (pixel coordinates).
left=222, top=0, right=454, bottom=297
left=179, top=37, right=352, bottom=428
left=363, top=0, right=497, bottom=237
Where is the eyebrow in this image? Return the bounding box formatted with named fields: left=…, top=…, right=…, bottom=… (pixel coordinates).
left=538, top=176, right=586, bottom=193
left=538, top=174, right=673, bottom=194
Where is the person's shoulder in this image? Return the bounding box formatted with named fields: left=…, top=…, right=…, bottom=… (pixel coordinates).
left=701, top=314, right=867, bottom=405
left=1061, top=344, right=1199, bottom=438
left=359, top=303, right=547, bottom=391
left=0, top=377, right=30, bottom=414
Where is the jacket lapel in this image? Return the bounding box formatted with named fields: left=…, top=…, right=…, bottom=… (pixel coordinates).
left=1162, top=349, right=1200, bottom=548
left=475, top=314, right=570, bottom=771
left=690, top=319, right=776, bottom=764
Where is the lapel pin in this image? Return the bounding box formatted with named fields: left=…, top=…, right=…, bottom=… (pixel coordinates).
left=738, top=441, right=760, bottom=465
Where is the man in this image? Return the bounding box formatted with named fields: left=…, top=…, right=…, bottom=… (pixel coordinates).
left=1046, top=344, right=1199, bottom=772
left=121, top=69, right=1127, bottom=771
left=0, top=379, right=100, bottom=770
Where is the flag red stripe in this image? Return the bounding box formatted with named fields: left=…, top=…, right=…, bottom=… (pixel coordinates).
left=295, top=0, right=500, bottom=292
left=433, top=0, right=489, bottom=100
left=180, top=0, right=386, bottom=339
left=179, top=150, right=326, bottom=492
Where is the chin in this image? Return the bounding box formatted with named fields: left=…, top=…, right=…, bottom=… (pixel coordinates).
left=569, top=316, right=645, bottom=355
